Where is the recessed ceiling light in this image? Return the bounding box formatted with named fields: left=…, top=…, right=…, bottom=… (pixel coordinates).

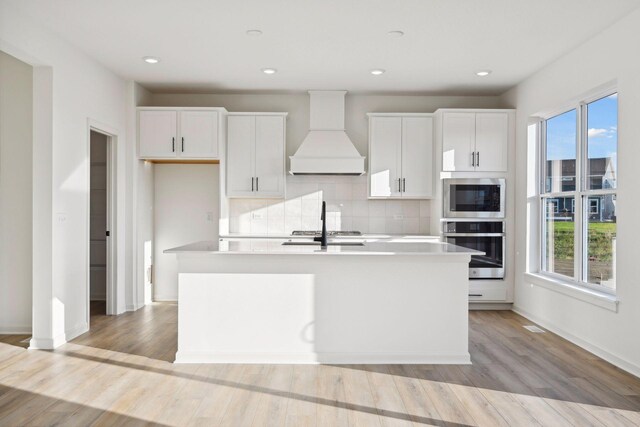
left=246, top=29, right=263, bottom=36
left=261, top=68, right=277, bottom=74
left=387, top=30, right=405, bottom=37
left=370, top=69, right=385, bottom=75
left=142, top=56, right=160, bottom=64
left=476, top=70, right=492, bottom=77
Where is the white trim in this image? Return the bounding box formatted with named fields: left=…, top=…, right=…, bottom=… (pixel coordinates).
left=175, top=351, right=471, bottom=364
left=87, top=120, right=119, bottom=319
left=512, top=305, right=640, bottom=379
left=152, top=296, right=178, bottom=302
left=0, top=326, right=32, bottom=334
left=126, top=303, right=145, bottom=312
left=29, top=332, right=66, bottom=350
left=524, top=272, right=618, bottom=311
left=65, top=322, right=89, bottom=341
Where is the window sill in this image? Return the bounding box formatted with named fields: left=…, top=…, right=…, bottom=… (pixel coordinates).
left=524, top=272, right=619, bottom=312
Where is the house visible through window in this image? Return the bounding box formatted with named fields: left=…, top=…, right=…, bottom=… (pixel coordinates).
left=540, top=92, right=617, bottom=292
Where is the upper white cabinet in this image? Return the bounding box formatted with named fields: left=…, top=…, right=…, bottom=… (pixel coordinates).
left=226, top=113, right=287, bottom=198
left=368, top=114, right=434, bottom=199
left=442, top=111, right=509, bottom=172
left=138, top=108, right=222, bottom=160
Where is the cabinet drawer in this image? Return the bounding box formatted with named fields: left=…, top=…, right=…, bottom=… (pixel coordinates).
left=468, top=282, right=507, bottom=301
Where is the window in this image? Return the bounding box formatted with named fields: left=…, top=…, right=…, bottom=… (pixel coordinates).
left=540, top=92, right=617, bottom=292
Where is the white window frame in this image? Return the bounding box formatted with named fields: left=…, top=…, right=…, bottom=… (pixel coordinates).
left=589, top=198, right=600, bottom=215
left=538, top=88, right=617, bottom=295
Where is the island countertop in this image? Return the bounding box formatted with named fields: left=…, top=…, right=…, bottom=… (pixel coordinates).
left=165, top=238, right=483, bottom=256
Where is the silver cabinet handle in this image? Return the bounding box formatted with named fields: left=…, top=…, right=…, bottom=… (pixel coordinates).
left=256, top=177, right=259, bottom=192
left=471, top=151, right=475, bottom=167
left=398, top=178, right=401, bottom=193
left=476, top=151, right=480, bottom=167
left=402, top=178, right=406, bottom=193
left=251, top=177, right=254, bottom=191
left=172, top=137, right=175, bottom=152
left=469, top=294, right=483, bottom=297
left=181, top=137, right=184, bottom=152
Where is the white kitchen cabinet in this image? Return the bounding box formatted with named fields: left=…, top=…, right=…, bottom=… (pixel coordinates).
left=442, top=111, right=508, bottom=172
left=139, top=110, right=178, bottom=158
left=226, top=113, right=287, bottom=198
left=368, top=114, right=434, bottom=199
left=138, top=108, right=222, bottom=160
left=179, top=111, right=219, bottom=159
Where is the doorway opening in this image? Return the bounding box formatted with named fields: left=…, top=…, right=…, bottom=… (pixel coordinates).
left=89, top=129, right=116, bottom=320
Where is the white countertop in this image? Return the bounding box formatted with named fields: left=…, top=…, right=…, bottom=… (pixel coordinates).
left=219, top=233, right=441, bottom=240
left=165, top=238, right=483, bottom=256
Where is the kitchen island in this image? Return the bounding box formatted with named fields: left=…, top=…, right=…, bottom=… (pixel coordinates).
left=166, top=238, right=481, bottom=364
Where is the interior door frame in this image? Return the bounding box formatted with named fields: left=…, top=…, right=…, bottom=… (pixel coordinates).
left=87, top=119, right=118, bottom=320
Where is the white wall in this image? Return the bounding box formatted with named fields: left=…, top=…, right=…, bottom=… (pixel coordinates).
left=0, top=51, right=33, bottom=333
left=502, top=8, right=640, bottom=376
left=0, top=3, right=132, bottom=345
left=154, top=164, right=219, bottom=301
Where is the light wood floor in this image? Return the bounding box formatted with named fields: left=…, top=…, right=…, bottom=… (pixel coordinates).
left=1, top=303, right=639, bottom=426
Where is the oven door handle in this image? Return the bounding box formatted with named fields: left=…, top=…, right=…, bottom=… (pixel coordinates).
left=443, top=233, right=505, bottom=237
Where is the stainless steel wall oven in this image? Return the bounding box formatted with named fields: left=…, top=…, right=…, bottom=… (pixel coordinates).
left=443, top=220, right=505, bottom=279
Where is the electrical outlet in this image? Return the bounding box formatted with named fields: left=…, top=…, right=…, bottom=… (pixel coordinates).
left=206, top=212, right=214, bottom=222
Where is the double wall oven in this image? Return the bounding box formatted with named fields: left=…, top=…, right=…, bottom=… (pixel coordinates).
left=443, top=178, right=506, bottom=279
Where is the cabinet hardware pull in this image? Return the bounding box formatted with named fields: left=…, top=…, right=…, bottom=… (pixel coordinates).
left=398, top=178, right=401, bottom=193
left=402, top=178, right=406, bottom=193
left=469, top=294, right=483, bottom=297
left=182, top=137, right=184, bottom=152
left=476, top=151, right=480, bottom=167
left=172, top=137, right=175, bottom=152
left=471, top=152, right=475, bottom=167
left=251, top=177, right=254, bottom=191
left=256, top=177, right=259, bottom=192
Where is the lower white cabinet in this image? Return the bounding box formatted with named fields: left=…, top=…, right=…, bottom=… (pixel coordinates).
left=226, top=113, right=287, bottom=198
left=368, top=114, right=434, bottom=199
left=468, top=281, right=507, bottom=302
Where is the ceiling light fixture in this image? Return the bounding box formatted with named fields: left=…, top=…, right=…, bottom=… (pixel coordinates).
left=370, top=69, right=386, bottom=75
left=246, top=29, right=263, bottom=36
left=261, top=68, right=277, bottom=74
left=387, top=30, right=405, bottom=37
left=142, top=56, right=160, bottom=64
left=475, top=70, right=492, bottom=77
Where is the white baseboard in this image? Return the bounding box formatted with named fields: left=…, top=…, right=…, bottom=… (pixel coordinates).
left=513, top=306, right=640, bottom=379
left=65, top=322, right=89, bottom=341
left=0, top=325, right=32, bottom=334
left=470, top=302, right=513, bottom=310
left=153, top=297, right=178, bottom=302
left=175, top=351, right=471, bottom=365
left=126, top=303, right=145, bottom=312
left=29, top=333, right=66, bottom=350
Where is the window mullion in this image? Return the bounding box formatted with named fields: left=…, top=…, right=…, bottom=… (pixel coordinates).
left=574, top=103, right=584, bottom=283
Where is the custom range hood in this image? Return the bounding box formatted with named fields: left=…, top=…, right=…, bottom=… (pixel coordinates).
left=289, top=91, right=365, bottom=175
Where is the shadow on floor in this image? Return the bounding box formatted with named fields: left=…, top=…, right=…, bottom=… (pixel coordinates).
left=0, top=385, right=169, bottom=426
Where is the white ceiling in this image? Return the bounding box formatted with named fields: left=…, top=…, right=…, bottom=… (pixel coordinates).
left=11, top=0, right=640, bottom=95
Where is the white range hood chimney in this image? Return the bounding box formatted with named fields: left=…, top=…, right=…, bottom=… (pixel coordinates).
left=289, top=91, right=365, bottom=175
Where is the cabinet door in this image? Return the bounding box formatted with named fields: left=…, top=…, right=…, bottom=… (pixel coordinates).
left=138, top=110, right=177, bottom=158
left=442, top=112, right=475, bottom=171
left=401, top=117, right=433, bottom=198
left=254, top=116, right=285, bottom=197
left=226, top=115, right=256, bottom=197
left=178, top=111, right=219, bottom=158
left=475, top=112, right=508, bottom=172
left=369, top=117, right=402, bottom=197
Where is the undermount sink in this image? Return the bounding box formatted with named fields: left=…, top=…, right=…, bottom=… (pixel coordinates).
left=281, top=241, right=365, bottom=246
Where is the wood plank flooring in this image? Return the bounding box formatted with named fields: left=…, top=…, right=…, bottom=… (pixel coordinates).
left=0, top=302, right=639, bottom=426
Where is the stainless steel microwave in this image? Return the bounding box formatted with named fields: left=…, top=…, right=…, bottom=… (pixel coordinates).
left=443, top=178, right=506, bottom=218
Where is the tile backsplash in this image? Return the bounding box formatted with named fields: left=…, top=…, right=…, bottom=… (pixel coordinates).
left=229, top=176, right=431, bottom=235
